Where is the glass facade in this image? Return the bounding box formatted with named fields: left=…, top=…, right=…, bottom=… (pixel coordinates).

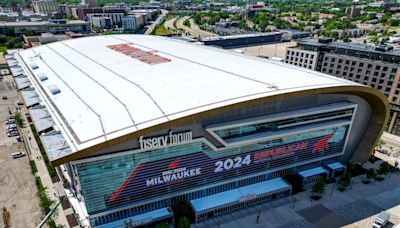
left=72, top=104, right=355, bottom=227
left=213, top=108, right=353, bottom=143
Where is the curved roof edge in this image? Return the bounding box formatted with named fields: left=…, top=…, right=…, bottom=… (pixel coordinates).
left=51, top=85, right=389, bottom=166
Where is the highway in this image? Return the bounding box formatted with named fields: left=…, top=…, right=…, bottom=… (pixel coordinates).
left=144, top=9, right=168, bottom=35
left=175, top=16, right=217, bottom=38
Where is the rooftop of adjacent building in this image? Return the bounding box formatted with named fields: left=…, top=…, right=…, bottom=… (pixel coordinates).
left=298, top=38, right=400, bottom=57
left=0, top=19, right=89, bottom=26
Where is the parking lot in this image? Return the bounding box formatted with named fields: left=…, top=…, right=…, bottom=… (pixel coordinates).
left=0, top=74, right=42, bottom=227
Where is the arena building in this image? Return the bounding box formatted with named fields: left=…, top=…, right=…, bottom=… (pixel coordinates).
left=13, top=35, right=388, bottom=227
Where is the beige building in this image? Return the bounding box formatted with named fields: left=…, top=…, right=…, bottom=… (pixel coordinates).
left=320, top=54, right=399, bottom=99
left=32, top=0, right=59, bottom=15
left=284, top=47, right=318, bottom=70
left=284, top=38, right=400, bottom=135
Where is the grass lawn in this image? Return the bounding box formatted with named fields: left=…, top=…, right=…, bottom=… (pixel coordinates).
left=154, top=24, right=171, bottom=36
left=0, top=46, right=7, bottom=54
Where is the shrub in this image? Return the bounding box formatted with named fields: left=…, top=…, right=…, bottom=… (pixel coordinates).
left=30, top=160, right=38, bottom=173
left=339, top=172, right=352, bottom=188
left=366, top=168, right=377, bottom=180
left=311, top=178, right=326, bottom=196
left=30, top=125, right=57, bottom=177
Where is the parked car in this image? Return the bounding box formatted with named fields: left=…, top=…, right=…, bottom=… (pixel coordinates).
left=373, top=211, right=390, bottom=228
left=2, top=95, right=7, bottom=100
left=6, top=124, right=17, bottom=129
left=5, top=119, right=16, bottom=124
left=17, top=101, right=24, bottom=106
left=7, top=131, right=19, bottom=137
left=16, top=136, right=23, bottom=142
left=376, top=148, right=391, bottom=156
left=7, top=128, right=17, bottom=133
left=11, top=152, right=26, bottom=159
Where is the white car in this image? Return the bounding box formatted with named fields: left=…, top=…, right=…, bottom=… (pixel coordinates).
left=7, top=131, right=19, bottom=137
left=7, top=124, right=17, bottom=129
left=5, top=119, right=15, bottom=124
left=11, top=152, right=26, bottom=159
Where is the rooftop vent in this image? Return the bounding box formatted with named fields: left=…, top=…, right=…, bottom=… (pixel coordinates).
left=38, top=73, right=48, bottom=81
left=48, top=85, right=60, bottom=95
left=30, top=62, right=39, bottom=69
left=318, top=37, right=333, bottom=44
left=375, top=45, right=393, bottom=52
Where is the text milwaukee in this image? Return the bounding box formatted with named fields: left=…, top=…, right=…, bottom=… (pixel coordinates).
left=139, top=131, right=193, bottom=150
left=146, top=167, right=201, bottom=187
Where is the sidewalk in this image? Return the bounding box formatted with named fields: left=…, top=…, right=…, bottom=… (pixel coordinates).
left=198, top=167, right=400, bottom=228
left=19, top=104, right=70, bottom=227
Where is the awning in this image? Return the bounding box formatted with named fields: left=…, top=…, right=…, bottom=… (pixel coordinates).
left=326, top=162, right=346, bottom=171
left=10, top=66, right=24, bottom=76
left=40, top=131, right=72, bottom=160
left=29, top=106, right=53, bottom=132
left=6, top=59, right=18, bottom=67
left=20, top=89, right=40, bottom=107
left=190, top=178, right=291, bottom=213
left=299, top=167, right=329, bottom=179
left=96, top=207, right=173, bottom=228
left=15, top=76, right=31, bottom=90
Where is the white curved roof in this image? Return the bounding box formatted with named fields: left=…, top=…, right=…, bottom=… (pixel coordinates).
left=16, top=34, right=360, bottom=160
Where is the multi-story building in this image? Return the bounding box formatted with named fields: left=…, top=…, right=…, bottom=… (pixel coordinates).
left=285, top=38, right=400, bottom=135
left=0, top=19, right=89, bottom=35
left=87, top=13, right=124, bottom=28
left=91, top=16, right=111, bottom=29
left=284, top=48, right=319, bottom=70
left=82, top=0, right=97, bottom=8
left=122, top=15, right=137, bottom=31
left=102, top=3, right=128, bottom=14
left=13, top=35, right=387, bottom=227
left=72, top=7, right=102, bottom=21
left=345, top=6, right=362, bottom=18
left=32, top=0, right=59, bottom=15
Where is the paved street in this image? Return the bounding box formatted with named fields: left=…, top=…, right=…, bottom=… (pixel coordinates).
left=194, top=160, right=400, bottom=228
left=164, top=16, right=178, bottom=33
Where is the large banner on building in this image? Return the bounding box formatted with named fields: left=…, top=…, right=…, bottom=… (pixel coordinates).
left=105, top=126, right=347, bottom=208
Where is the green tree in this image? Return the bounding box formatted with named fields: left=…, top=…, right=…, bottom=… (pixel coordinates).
left=37, top=190, right=53, bottom=213
left=6, top=39, right=16, bottom=49
left=177, top=216, right=190, bottom=228
left=311, top=178, right=326, bottom=196
left=14, top=112, right=24, bottom=128
left=157, top=222, right=169, bottom=228
left=378, top=162, right=392, bottom=176
left=389, top=19, right=400, bottom=26
left=183, top=19, right=191, bottom=28
left=366, top=168, right=377, bottom=180
left=375, top=139, right=385, bottom=150
left=342, top=37, right=351, bottom=43
left=0, top=35, right=7, bottom=44
left=339, top=171, right=352, bottom=188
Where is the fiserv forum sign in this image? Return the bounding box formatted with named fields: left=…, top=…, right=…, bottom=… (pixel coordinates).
left=139, top=131, right=193, bottom=150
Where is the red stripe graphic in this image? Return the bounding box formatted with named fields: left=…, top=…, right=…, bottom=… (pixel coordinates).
left=108, top=163, right=144, bottom=203
left=168, top=159, right=180, bottom=170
